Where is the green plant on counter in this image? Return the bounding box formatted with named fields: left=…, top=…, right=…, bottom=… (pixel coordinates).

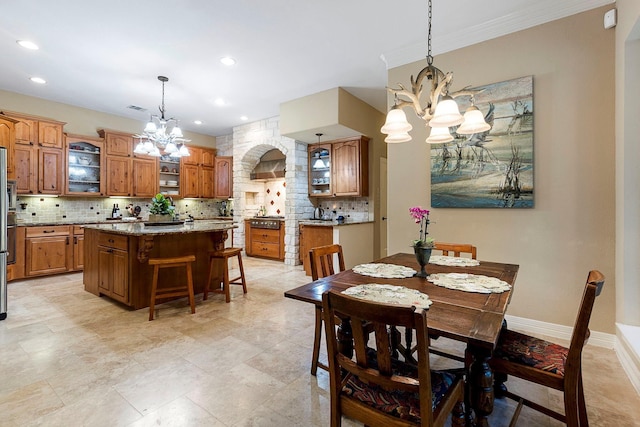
left=150, top=194, right=175, bottom=218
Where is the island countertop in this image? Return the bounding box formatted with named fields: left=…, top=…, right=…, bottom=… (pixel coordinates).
left=82, top=220, right=236, bottom=236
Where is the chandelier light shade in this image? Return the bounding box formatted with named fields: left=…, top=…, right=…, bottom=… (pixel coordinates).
left=426, top=126, right=454, bottom=144
left=456, top=104, right=492, bottom=135
left=134, top=76, right=190, bottom=157
left=380, top=0, right=489, bottom=143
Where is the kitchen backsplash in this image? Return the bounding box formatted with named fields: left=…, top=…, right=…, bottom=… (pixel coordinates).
left=314, top=198, right=370, bottom=222
left=15, top=196, right=230, bottom=224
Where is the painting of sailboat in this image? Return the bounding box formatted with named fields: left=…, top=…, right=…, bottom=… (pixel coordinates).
left=430, top=75, right=533, bottom=208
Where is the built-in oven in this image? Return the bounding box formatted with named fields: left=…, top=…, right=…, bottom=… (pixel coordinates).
left=6, top=180, right=16, bottom=212
left=6, top=212, right=15, bottom=265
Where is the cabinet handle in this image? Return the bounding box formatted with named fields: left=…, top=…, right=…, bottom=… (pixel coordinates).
left=74, top=236, right=77, bottom=244
left=66, top=237, right=69, bottom=245
left=108, top=239, right=114, bottom=243
left=43, top=230, right=55, bottom=233
left=107, top=249, right=114, bottom=253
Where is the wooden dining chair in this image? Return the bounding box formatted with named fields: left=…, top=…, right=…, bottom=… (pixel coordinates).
left=490, top=270, right=605, bottom=427
left=433, top=242, right=477, bottom=259
left=322, top=289, right=466, bottom=427
left=309, top=244, right=346, bottom=375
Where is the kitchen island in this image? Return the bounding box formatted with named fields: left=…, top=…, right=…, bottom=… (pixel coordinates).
left=83, top=220, right=236, bottom=309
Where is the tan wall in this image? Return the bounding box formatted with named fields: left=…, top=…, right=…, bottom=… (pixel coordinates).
left=615, top=0, right=640, bottom=325
left=387, top=7, right=616, bottom=333
left=0, top=90, right=216, bottom=148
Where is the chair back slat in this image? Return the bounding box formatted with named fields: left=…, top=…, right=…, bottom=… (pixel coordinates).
left=567, top=270, right=605, bottom=365
left=434, top=242, right=477, bottom=259
left=310, top=244, right=345, bottom=280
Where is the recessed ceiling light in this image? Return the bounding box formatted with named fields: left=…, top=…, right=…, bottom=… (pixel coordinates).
left=17, top=40, right=39, bottom=50
left=30, top=77, right=46, bottom=84
left=220, top=57, right=236, bottom=66
left=194, top=120, right=203, bottom=125
left=240, top=116, right=248, bottom=121
left=214, top=98, right=225, bottom=106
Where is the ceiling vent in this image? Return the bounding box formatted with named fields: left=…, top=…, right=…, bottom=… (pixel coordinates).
left=127, top=105, right=147, bottom=112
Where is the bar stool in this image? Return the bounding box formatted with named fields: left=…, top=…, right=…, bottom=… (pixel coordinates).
left=204, top=248, right=247, bottom=303
left=148, top=254, right=196, bottom=321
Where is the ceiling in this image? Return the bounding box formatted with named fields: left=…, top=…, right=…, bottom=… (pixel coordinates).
left=0, top=0, right=612, bottom=138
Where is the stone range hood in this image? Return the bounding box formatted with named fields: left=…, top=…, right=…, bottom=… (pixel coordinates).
left=250, top=148, right=286, bottom=180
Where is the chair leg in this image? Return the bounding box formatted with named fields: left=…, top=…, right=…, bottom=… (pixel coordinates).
left=204, top=256, right=213, bottom=301
left=564, top=382, right=580, bottom=427
left=148, top=265, right=159, bottom=321
left=186, top=262, right=195, bottom=314
left=578, top=373, right=589, bottom=426
left=223, top=258, right=231, bottom=303
left=237, top=253, right=247, bottom=294
left=311, top=306, right=323, bottom=376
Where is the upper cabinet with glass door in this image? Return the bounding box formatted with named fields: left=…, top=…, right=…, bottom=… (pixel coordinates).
left=308, top=144, right=332, bottom=197
left=159, top=154, right=181, bottom=198
left=65, top=134, right=105, bottom=196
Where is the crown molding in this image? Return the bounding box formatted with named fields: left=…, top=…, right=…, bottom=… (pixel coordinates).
left=381, top=0, right=615, bottom=69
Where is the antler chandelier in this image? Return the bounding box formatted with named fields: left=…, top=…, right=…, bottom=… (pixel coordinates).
left=381, top=0, right=490, bottom=144
left=135, top=75, right=190, bottom=157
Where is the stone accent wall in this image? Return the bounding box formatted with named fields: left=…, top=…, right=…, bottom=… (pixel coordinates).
left=231, top=116, right=313, bottom=265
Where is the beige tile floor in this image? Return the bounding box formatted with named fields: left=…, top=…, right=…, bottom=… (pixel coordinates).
left=1, top=256, right=639, bottom=426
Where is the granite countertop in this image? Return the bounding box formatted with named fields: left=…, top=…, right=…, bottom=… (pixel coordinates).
left=299, top=219, right=374, bottom=227
left=83, top=220, right=237, bottom=236
left=18, top=217, right=234, bottom=227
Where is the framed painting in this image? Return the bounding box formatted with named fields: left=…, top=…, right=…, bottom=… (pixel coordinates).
left=430, top=75, right=533, bottom=208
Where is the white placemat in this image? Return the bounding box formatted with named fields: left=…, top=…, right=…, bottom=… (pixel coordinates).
left=427, top=273, right=511, bottom=293
left=352, top=263, right=417, bottom=279
left=342, top=284, right=433, bottom=308
left=429, top=255, right=480, bottom=267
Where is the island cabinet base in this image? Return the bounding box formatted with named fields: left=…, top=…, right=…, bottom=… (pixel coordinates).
left=83, top=228, right=229, bottom=309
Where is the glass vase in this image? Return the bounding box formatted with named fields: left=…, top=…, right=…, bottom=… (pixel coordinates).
left=413, top=246, right=433, bottom=278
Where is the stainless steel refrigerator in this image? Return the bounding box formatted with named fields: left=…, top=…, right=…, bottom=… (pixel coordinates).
left=0, top=147, right=7, bottom=321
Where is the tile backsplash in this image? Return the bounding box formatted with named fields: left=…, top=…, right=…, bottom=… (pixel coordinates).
left=16, top=196, right=230, bottom=224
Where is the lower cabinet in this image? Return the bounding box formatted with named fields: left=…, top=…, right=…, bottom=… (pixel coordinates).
left=25, top=225, right=71, bottom=276
left=72, top=226, right=84, bottom=271
left=245, top=220, right=284, bottom=261
left=299, top=224, right=333, bottom=276
left=97, top=233, right=129, bottom=304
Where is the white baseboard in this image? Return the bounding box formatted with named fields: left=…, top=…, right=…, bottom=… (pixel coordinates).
left=616, top=323, right=640, bottom=395
left=504, top=314, right=616, bottom=348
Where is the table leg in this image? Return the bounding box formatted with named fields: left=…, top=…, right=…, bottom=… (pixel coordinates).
left=494, top=319, right=509, bottom=398
left=468, top=345, right=494, bottom=427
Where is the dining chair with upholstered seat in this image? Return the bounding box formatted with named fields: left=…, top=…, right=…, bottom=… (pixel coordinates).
left=490, top=270, right=605, bottom=426
left=309, top=244, right=346, bottom=375
left=322, top=289, right=466, bottom=427
left=433, top=242, right=477, bottom=259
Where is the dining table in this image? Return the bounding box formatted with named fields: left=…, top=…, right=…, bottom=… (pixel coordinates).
left=284, top=252, right=519, bottom=427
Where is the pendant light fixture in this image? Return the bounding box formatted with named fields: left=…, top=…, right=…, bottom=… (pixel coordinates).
left=313, top=133, right=326, bottom=169
left=380, top=0, right=490, bottom=143
left=134, top=76, right=190, bottom=157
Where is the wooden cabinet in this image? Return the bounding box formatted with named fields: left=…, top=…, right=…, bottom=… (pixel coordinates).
left=25, top=225, right=71, bottom=276
left=245, top=220, right=285, bottom=261
left=308, top=136, right=369, bottom=197
left=15, top=144, right=64, bottom=195
left=3, top=112, right=66, bottom=195
left=72, top=226, right=85, bottom=271
left=132, top=157, right=157, bottom=197
left=4, top=112, right=65, bottom=149
left=65, top=134, right=105, bottom=196
left=299, top=224, right=333, bottom=275
left=99, top=129, right=158, bottom=197
left=180, top=146, right=217, bottom=198
left=0, top=115, right=18, bottom=179
left=99, top=129, right=132, bottom=157
left=214, top=156, right=233, bottom=198
left=97, top=233, right=129, bottom=304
